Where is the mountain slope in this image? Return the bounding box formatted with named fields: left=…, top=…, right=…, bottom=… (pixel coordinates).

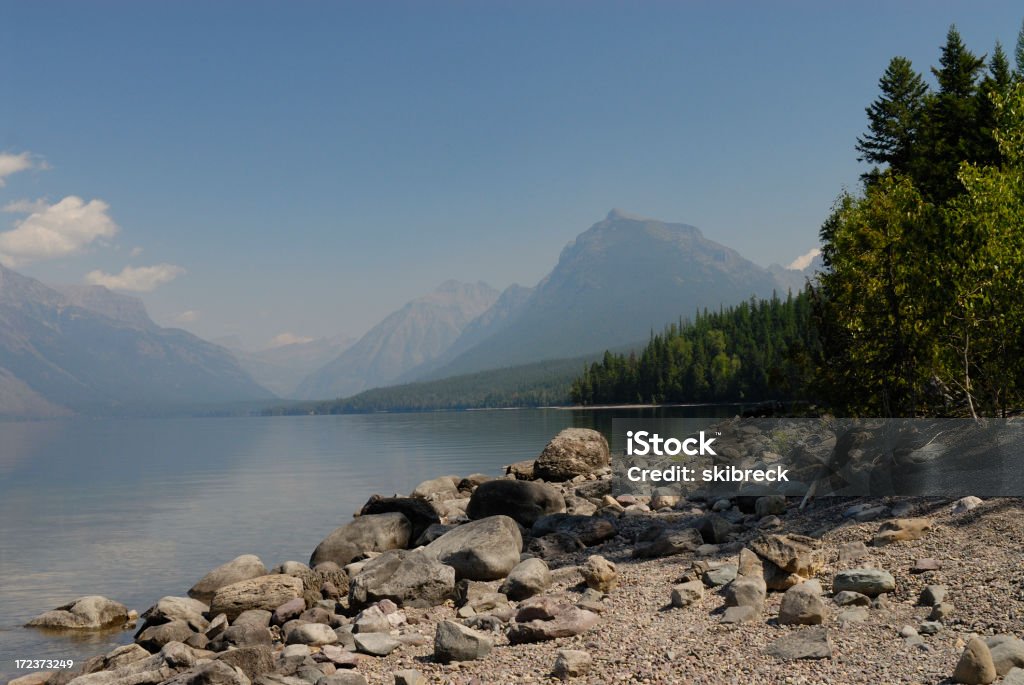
left=295, top=281, right=499, bottom=400
left=225, top=335, right=356, bottom=398
left=0, top=265, right=274, bottom=416
left=426, top=210, right=781, bottom=378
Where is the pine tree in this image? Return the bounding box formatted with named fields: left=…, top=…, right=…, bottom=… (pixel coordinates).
left=1015, top=18, right=1024, bottom=78
left=977, top=42, right=1013, bottom=166
left=856, top=57, right=929, bottom=181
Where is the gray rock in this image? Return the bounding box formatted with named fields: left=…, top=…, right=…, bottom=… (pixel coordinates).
left=985, top=635, right=1024, bottom=676
left=162, top=660, right=251, bottom=685
left=466, top=479, right=565, bottom=527
left=527, top=532, right=585, bottom=559
left=499, top=558, right=551, bottom=600
left=721, top=605, right=759, bottom=624
left=507, top=596, right=600, bottom=644
left=919, top=621, right=942, bottom=635
left=832, top=568, right=895, bottom=597
left=533, top=428, right=610, bottom=481
left=778, top=581, right=826, bottom=625
left=233, top=610, right=272, bottom=629
left=766, top=627, right=832, bottom=660
left=702, top=564, right=737, bottom=587
left=271, top=598, right=307, bottom=626
left=723, top=577, right=766, bottom=610
left=531, top=514, right=617, bottom=546
left=215, top=646, right=275, bottom=681
left=410, top=476, right=460, bottom=501
left=1005, top=668, right=1024, bottom=685
left=189, top=555, right=267, bottom=603
left=632, top=528, right=704, bottom=558
left=553, top=649, right=592, bottom=679
left=140, top=597, right=210, bottom=632
left=695, top=514, right=735, bottom=544
left=348, top=549, right=455, bottom=610
left=221, top=624, right=273, bottom=647
left=433, top=620, right=493, bottom=663
left=953, top=636, right=997, bottom=684
left=919, top=584, right=946, bottom=606
left=423, top=515, right=523, bottom=580
left=670, top=581, right=704, bottom=608
left=136, top=620, right=195, bottom=650
left=352, top=632, right=401, bottom=656
left=210, top=576, right=304, bottom=621
left=833, top=591, right=871, bottom=607
left=309, top=513, right=412, bottom=567
left=359, top=495, right=440, bottom=542
left=930, top=602, right=955, bottom=621
left=26, top=596, right=130, bottom=630
left=286, top=623, right=338, bottom=646
left=952, top=495, right=984, bottom=514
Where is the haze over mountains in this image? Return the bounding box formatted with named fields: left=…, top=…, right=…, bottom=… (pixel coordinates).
left=0, top=210, right=819, bottom=416
left=0, top=265, right=272, bottom=417
left=294, top=281, right=499, bottom=400
left=296, top=210, right=818, bottom=401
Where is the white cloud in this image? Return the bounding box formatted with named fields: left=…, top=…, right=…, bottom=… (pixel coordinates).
left=85, top=263, right=186, bottom=292
left=0, top=196, right=118, bottom=265
left=0, top=152, right=39, bottom=187
left=174, top=310, right=200, bottom=323
left=268, top=332, right=315, bottom=348
left=787, top=247, right=821, bottom=271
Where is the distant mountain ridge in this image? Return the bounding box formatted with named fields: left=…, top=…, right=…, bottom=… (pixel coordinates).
left=223, top=335, right=357, bottom=398
left=0, top=265, right=273, bottom=417
left=414, top=210, right=785, bottom=380
left=294, top=280, right=499, bottom=400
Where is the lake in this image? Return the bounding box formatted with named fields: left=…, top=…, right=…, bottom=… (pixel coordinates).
left=0, top=406, right=740, bottom=678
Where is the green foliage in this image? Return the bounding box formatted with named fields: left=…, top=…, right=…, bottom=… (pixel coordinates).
left=817, top=73, right=1024, bottom=417
left=570, top=291, right=821, bottom=405
left=856, top=56, right=929, bottom=180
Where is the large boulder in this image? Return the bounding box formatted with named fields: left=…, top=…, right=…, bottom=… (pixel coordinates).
left=348, top=549, right=455, bottom=610
left=466, top=479, right=565, bottom=527
left=189, top=555, right=267, bottom=603
left=423, top=515, right=523, bottom=580
left=309, top=512, right=412, bottom=567
left=209, top=575, right=304, bottom=621
left=534, top=428, right=610, bottom=481
left=531, top=514, right=617, bottom=546
left=358, top=496, right=440, bottom=542
left=26, top=596, right=129, bottom=630
left=778, top=581, right=827, bottom=625
left=410, top=476, right=460, bottom=502
left=499, top=558, right=552, bottom=600
left=139, top=597, right=210, bottom=633
left=433, top=621, right=493, bottom=663
left=507, top=596, right=600, bottom=644
left=748, top=534, right=823, bottom=577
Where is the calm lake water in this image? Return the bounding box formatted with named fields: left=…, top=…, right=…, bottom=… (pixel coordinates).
left=0, top=407, right=739, bottom=679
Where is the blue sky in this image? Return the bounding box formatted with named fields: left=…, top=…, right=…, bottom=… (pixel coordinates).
left=1, top=1, right=1021, bottom=347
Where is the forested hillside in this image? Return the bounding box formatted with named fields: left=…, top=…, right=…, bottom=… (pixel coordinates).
left=570, top=291, right=820, bottom=405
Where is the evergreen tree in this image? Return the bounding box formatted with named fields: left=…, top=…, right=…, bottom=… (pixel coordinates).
left=1015, top=18, right=1024, bottom=78
left=856, top=57, right=929, bottom=181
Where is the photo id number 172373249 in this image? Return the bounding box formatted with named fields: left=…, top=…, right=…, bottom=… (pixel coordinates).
left=15, top=660, right=75, bottom=669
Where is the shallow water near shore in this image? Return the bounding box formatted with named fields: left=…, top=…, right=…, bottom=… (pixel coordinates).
left=0, top=407, right=742, bottom=678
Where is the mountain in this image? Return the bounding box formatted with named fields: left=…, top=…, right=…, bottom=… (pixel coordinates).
left=223, top=335, right=356, bottom=398
left=768, top=251, right=823, bottom=294
left=294, top=280, right=499, bottom=400
left=0, top=265, right=274, bottom=417
left=395, top=283, right=534, bottom=383
left=421, top=210, right=781, bottom=378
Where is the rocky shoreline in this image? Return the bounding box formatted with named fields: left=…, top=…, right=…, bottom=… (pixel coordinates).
left=12, top=427, right=1024, bottom=685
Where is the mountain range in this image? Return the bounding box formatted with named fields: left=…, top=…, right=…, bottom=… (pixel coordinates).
left=0, top=210, right=820, bottom=415
left=0, top=265, right=272, bottom=417
left=296, top=210, right=817, bottom=400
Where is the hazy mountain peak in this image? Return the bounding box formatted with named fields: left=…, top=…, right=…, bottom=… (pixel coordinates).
left=56, top=284, right=154, bottom=329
